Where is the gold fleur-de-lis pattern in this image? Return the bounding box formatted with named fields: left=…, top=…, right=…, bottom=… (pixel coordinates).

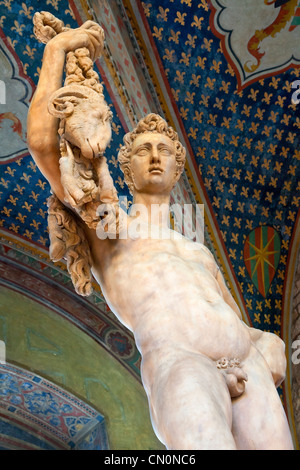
left=142, top=0, right=300, bottom=333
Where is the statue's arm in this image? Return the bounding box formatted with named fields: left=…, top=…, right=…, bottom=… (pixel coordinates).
left=27, top=40, right=66, bottom=201
left=216, top=268, right=286, bottom=386
left=247, top=327, right=287, bottom=387
left=27, top=24, right=104, bottom=203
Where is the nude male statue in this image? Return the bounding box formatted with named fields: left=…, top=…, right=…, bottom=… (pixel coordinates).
left=27, top=21, right=294, bottom=450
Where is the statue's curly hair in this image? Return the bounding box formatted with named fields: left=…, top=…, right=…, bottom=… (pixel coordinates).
left=118, top=114, right=186, bottom=194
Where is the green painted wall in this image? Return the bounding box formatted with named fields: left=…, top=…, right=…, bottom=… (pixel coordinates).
left=0, top=285, right=164, bottom=450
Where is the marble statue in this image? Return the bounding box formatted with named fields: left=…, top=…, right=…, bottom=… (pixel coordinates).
left=27, top=12, right=294, bottom=450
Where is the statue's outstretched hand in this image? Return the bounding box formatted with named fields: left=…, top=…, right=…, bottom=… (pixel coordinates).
left=49, top=21, right=104, bottom=62
left=250, top=328, right=287, bottom=387
left=33, top=11, right=104, bottom=62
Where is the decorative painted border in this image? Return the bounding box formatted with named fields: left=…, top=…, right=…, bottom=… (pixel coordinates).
left=281, top=208, right=300, bottom=449
left=0, top=26, right=35, bottom=163
left=209, top=0, right=300, bottom=91
left=0, top=362, right=109, bottom=449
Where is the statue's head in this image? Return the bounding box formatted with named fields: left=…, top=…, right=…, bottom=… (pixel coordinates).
left=118, top=114, right=186, bottom=195
left=48, top=84, right=113, bottom=159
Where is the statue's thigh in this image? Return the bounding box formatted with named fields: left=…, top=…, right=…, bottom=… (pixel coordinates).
left=149, top=354, right=236, bottom=450
left=232, top=347, right=293, bottom=450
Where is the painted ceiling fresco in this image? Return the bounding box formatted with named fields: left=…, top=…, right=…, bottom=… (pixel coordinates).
left=0, top=0, right=299, bottom=448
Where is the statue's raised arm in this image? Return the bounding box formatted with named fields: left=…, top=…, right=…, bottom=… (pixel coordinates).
left=27, top=12, right=119, bottom=296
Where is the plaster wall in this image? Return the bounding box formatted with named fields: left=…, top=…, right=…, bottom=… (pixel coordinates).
left=0, top=285, right=163, bottom=450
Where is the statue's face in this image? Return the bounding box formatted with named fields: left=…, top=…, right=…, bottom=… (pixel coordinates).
left=64, top=99, right=112, bottom=159
left=130, top=132, right=179, bottom=195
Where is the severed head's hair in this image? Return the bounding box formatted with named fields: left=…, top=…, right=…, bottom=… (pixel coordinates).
left=118, top=113, right=186, bottom=194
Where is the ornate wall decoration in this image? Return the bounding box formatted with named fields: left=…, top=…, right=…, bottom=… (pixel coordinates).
left=0, top=31, right=34, bottom=163
left=244, top=226, right=281, bottom=297
left=0, top=363, right=109, bottom=450
left=210, top=0, right=300, bottom=90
